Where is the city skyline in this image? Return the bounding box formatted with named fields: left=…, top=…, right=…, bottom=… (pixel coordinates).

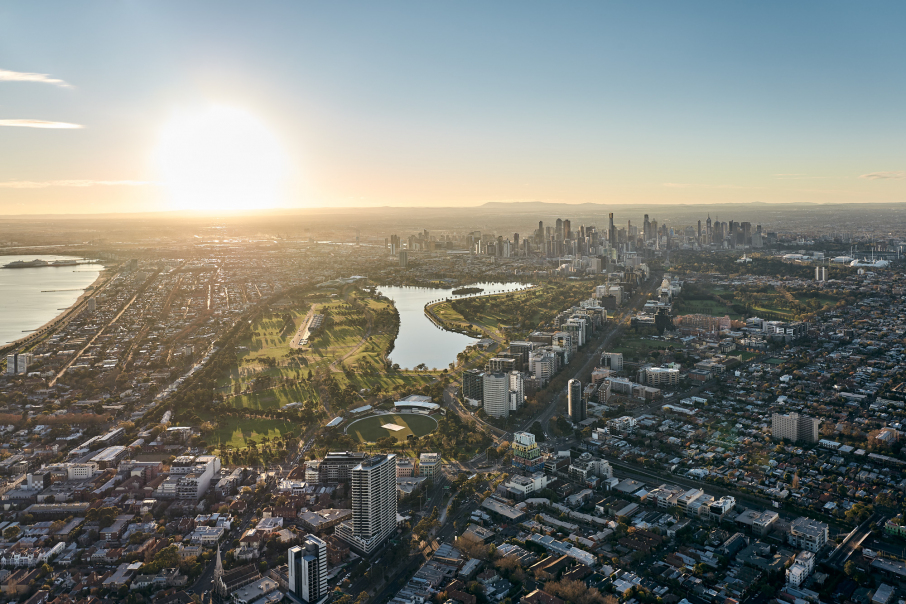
left=1, top=1, right=905, bottom=214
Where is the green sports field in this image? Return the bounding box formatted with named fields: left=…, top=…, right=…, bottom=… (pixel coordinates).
left=346, top=413, right=438, bottom=443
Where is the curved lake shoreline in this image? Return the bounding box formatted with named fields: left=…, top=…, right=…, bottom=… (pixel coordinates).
left=376, top=282, right=531, bottom=370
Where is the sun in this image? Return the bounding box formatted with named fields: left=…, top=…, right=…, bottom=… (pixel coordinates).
left=155, top=106, right=286, bottom=212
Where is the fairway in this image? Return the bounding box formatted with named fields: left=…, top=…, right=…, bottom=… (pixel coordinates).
left=346, top=413, right=438, bottom=443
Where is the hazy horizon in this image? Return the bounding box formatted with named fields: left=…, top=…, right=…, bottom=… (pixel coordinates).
left=2, top=1, right=905, bottom=214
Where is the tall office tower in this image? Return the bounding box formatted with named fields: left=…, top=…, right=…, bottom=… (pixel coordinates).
left=771, top=413, right=819, bottom=444
left=643, top=214, right=650, bottom=242
left=399, top=250, right=408, bottom=268
left=697, top=220, right=702, bottom=242
left=563, top=219, right=571, bottom=241
left=816, top=266, right=827, bottom=282
left=513, top=233, right=519, bottom=254
left=537, top=221, right=544, bottom=244
left=288, top=536, right=328, bottom=604
left=335, top=454, right=397, bottom=555
left=555, top=218, right=563, bottom=241
left=482, top=373, right=509, bottom=418
left=567, top=378, right=585, bottom=423
left=608, top=213, right=616, bottom=249
left=742, top=222, right=752, bottom=246
left=706, top=215, right=712, bottom=243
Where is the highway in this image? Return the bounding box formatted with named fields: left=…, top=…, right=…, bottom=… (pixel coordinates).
left=441, top=274, right=662, bottom=464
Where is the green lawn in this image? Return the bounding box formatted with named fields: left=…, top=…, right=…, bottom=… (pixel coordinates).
left=612, top=336, right=674, bottom=354
left=674, top=298, right=741, bottom=319
left=345, top=413, right=438, bottom=443
left=228, top=382, right=321, bottom=410
left=208, top=416, right=297, bottom=450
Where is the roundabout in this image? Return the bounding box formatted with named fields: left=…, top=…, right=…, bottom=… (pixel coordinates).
left=345, top=413, right=438, bottom=443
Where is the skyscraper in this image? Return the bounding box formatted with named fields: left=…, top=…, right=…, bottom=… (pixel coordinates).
left=289, top=536, right=328, bottom=604
left=608, top=213, right=616, bottom=250
left=568, top=378, right=585, bottom=423
left=335, top=454, right=397, bottom=555
left=482, top=372, right=509, bottom=418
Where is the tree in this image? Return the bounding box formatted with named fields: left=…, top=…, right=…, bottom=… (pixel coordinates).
left=844, top=560, right=857, bottom=577
left=3, top=526, right=20, bottom=540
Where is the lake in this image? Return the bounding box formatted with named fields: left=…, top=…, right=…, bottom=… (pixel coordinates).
left=0, top=255, right=104, bottom=345
left=376, top=282, right=531, bottom=370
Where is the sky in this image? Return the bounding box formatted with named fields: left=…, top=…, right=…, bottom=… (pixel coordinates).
left=1, top=1, right=905, bottom=214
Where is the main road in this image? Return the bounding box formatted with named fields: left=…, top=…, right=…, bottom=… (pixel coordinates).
left=439, top=274, right=661, bottom=469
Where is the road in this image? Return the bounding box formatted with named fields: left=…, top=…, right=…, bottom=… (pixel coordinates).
left=49, top=270, right=160, bottom=387
left=189, top=511, right=255, bottom=596
left=827, top=512, right=883, bottom=569
left=438, top=275, right=661, bottom=471
left=531, top=278, right=662, bottom=432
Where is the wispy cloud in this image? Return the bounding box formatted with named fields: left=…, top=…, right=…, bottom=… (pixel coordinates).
left=0, top=180, right=155, bottom=189
left=0, top=119, right=83, bottom=129
left=663, top=182, right=747, bottom=189
left=0, top=68, right=72, bottom=88
left=773, top=173, right=828, bottom=180
left=859, top=171, right=905, bottom=180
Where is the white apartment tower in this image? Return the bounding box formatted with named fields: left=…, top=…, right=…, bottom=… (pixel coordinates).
left=289, top=535, right=328, bottom=604
left=508, top=371, right=525, bottom=411
left=482, top=372, right=509, bottom=418
left=772, top=412, right=819, bottom=444
left=335, top=454, right=397, bottom=555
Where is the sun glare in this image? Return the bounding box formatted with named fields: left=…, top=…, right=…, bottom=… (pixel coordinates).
left=155, top=106, right=286, bottom=212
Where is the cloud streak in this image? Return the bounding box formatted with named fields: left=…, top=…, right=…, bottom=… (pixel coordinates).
left=663, top=182, right=747, bottom=189
left=0, top=180, right=155, bottom=189
left=0, top=119, right=83, bottom=129
left=859, top=171, right=905, bottom=180
left=0, top=68, right=72, bottom=88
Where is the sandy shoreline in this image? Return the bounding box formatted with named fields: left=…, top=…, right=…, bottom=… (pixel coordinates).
left=2, top=262, right=113, bottom=352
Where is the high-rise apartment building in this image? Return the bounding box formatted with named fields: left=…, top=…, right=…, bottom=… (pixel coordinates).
left=772, top=412, right=819, bottom=444
left=462, top=369, right=484, bottom=406
left=335, top=454, right=397, bottom=555
left=509, top=371, right=525, bottom=411
left=288, top=536, right=328, bottom=604
left=600, top=352, right=623, bottom=372
left=316, top=452, right=368, bottom=484
left=482, top=373, right=509, bottom=418
left=512, top=431, right=544, bottom=472
left=568, top=379, right=585, bottom=423
left=6, top=353, right=33, bottom=375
